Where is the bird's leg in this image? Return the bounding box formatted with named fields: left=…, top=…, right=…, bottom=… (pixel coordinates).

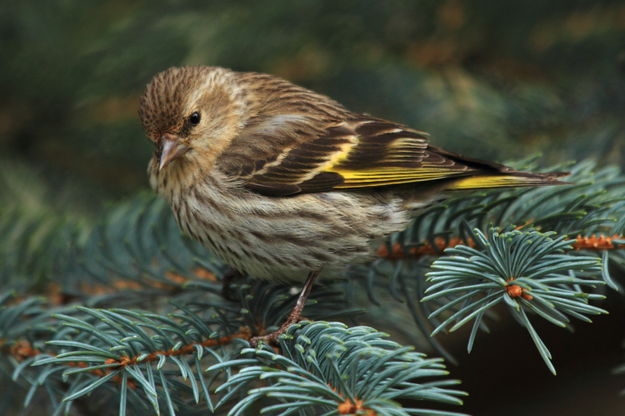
left=250, top=270, right=320, bottom=347
left=221, top=268, right=244, bottom=301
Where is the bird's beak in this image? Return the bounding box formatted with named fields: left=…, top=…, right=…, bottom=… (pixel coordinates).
left=158, top=133, right=189, bottom=171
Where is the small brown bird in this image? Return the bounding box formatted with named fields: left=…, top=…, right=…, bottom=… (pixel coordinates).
left=139, top=66, right=564, bottom=345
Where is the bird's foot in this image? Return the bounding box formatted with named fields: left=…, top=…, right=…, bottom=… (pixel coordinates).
left=249, top=315, right=302, bottom=347
left=249, top=331, right=280, bottom=348
left=249, top=270, right=320, bottom=348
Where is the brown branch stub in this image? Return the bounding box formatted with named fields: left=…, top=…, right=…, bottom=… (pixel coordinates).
left=377, top=237, right=476, bottom=260
left=5, top=326, right=256, bottom=371
left=514, top=220, right=535, bottom=230
left=107, top=326, right=252, bottom=368
left=79, top=266, right=218, bottom=296
left=572, top=234, right=622, bottom=250
left=62, top=326, right=251, bottom=389
left=164, top=266, right=217, bottom=285
left=35, top=266, right=220, bottom=307
left=4, top=327, right=252, bottom=390
left=65, top=359, right=137, bottom=388
left=377, top=234, right=625, bottom=260
left=338, top=398, right=376, bottom=415
left=331, top=385, right=376, bottom=415
left=192, top=267, right=219, bottom=282
left=7, top=339, right=40, bottom=361
left=505, top=278, right=533, bottom=301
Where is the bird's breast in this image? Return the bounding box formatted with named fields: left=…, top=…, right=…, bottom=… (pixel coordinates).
left=160, top=169, right=412, bottom=282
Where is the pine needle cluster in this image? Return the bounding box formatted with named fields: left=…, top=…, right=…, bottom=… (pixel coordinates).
left=1, top=160, right=624, bottom=415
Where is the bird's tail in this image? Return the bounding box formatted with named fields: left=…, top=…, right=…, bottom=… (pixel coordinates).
left=448, top=171, right=570, bottom=190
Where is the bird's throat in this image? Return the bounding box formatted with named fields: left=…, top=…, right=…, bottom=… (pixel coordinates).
left=153, top=151, right=216, bottom=196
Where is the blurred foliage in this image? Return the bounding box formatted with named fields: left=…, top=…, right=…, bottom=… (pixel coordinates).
left=2, top=1, right=625, bottom=414
left=1, top=0, right=624, bottom=204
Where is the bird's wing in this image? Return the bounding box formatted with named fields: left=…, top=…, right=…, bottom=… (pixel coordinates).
left=223, top=117, right=464, bottom=196
left=221, top=116, right=560, bottom=197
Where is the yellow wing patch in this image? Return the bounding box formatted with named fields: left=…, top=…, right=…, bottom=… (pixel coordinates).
left=329, top=168, right=462, bottom=188
left=449, top=175, right=558, bottom=190
left=321, top=132, right=469, bottom=188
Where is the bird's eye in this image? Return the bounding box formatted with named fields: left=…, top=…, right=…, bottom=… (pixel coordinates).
left=189, top=111, right=201, bottom=125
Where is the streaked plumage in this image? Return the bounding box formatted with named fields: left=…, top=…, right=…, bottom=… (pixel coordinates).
left=139, top=66, right=564, bottom=283
left=139, top=66, right=567, bottom=343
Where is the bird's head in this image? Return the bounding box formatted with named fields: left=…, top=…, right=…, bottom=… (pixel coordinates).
left=138, top=66, right=247, bottom=174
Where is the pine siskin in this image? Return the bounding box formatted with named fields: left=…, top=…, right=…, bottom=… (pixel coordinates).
left=138, top=66, right=566, bottom=344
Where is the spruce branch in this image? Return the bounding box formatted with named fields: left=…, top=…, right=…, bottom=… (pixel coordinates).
left=1, top=159, right=624, bottom=413
left=384, top=160, right=625, bottom=255
left=422, top=228, right=607, bottom=374
left=363, top=161, right=625, bottom=362
left=29, top=305, right=249, bottom=415
left=4, top=281, right=356, bottom=415
left=212, top=321, right=467, bottom=416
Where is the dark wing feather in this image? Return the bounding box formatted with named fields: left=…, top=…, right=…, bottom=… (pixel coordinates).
left=219, top=114, right=565, bottom=197
left=232, top=116, right=494, bottom=196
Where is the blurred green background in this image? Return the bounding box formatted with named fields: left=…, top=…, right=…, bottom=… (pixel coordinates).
left=1, top=0, right=625, bottom=414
